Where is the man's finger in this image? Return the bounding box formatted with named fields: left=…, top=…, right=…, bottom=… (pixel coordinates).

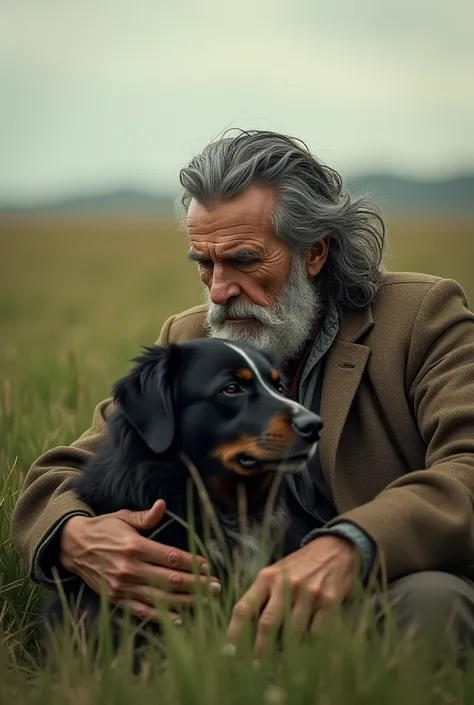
left=136, top=564, right=221, bottom=595
left=118, top=500, right=167, bottom=531
left=309, top=606, right=330, bottom=635
left=119, top=599, right=183, bottom=626
left=131, top=535, right=210, bottom=574
left=289, top=587, right=314, bottom=635
left=128, top=584, right=199, bottom=609
left=253, top=582, right=286, bottom=660
left=227, top=579, right=271, bottom=643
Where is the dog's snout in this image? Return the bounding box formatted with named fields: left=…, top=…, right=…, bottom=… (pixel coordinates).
left=292, top=410, right=322, bottom=443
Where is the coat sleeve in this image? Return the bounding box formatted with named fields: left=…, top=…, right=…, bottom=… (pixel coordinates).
left=327, top=278, right=474, bottom=583
left=10, top=315, right=176, bottom=585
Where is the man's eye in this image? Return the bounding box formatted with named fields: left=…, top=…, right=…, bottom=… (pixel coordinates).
left=198, top=261, right=213, bottom=270
left=237, top=259, right=260, bottom=268
left=221, top=383, right=244, bottom=395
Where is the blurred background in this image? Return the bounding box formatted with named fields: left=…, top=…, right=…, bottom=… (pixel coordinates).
left=1, top=0, right=474, bottom=663
left=1, top=0, right=473, bottom=429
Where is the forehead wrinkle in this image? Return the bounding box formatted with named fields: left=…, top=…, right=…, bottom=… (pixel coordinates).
left=187, top=200, right=272, bottom=228
left=188, top=238, right=265, bottom=260
left=188, top=222, right=267, bottom=241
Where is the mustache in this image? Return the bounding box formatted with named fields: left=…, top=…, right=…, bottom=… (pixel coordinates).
left=206, top=297, right=285, bottom=328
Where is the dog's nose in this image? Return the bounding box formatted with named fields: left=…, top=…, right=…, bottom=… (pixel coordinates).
left=292, top=410, right=322, bottom=443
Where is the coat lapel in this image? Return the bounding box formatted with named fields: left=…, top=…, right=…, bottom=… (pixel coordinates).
left=319, top=305, right=373, bottom=502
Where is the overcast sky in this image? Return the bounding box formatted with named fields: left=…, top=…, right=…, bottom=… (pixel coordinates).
left=1, top=0, right=473, bottom=202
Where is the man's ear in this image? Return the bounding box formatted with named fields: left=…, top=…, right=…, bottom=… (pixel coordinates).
left=305, top=238, right=330, bottom=278
left=112, top=344, right=180, bottom=454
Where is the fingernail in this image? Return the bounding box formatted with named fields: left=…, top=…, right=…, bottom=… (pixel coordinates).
left=210, top=581, right=222, bottom=596
left=173, top=618, right=183, bottom=627
left=221, top=643, right=236, bottom=657
left=264, top=685, right=286, bottom=704
left=200, top=562, right=210, bottom=575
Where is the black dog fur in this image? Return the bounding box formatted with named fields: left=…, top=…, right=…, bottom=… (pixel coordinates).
left=41, top=338, right=322, bottom=661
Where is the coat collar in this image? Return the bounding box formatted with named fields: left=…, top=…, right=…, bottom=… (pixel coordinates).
left=337, top=300, right=374, bottom=343
left=319, top=301, right=374, bottom=506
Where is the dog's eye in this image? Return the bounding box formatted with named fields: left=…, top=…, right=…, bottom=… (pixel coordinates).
left=273, top=380, right=285, bottom=395
left=221, top=382, right=244, bottom=396
left=271, top=377, right=285, bottom=395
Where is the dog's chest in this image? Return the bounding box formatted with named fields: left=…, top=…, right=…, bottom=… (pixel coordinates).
left=207, top=503, right=290, bottom=587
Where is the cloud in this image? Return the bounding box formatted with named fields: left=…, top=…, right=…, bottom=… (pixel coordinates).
left=0, top=0, right=472, bottom=199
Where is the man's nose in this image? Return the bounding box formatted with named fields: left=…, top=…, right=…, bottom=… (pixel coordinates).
left=209, top=265, right=242, bottom=305
left=292, top=409, right=323, bottom=444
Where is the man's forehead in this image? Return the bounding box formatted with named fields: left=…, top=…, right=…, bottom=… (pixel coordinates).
left=186, top=186, right=275, bottom=230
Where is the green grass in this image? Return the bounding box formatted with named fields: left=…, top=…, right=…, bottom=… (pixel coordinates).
left=1, top=213, right=474, bottom=703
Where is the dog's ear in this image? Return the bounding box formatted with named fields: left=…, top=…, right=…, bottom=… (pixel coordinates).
left=112, top=344, right=180, bottom=454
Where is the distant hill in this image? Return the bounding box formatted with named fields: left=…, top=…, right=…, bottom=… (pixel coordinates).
left=1, top=176, right=473, bottom=216
left=346, top=174, right=474, bottom=215
left=0, top=187, right=176, bottom=215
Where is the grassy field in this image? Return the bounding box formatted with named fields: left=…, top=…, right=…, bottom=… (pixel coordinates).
left=1, top=213, right=474, bottom=703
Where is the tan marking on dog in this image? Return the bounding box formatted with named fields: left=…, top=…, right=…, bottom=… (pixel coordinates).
left=212, top=413, right=297, bottom=475
left=265, top=413, right=295, bottom=446
left=236, top=368, right=253, bottom=381
left=212, top=434, right=269, bottom=475
left=271, top=369, right=280, bottom=381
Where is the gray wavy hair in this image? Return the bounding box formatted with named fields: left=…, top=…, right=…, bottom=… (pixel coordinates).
left=179, top=129, right=386, bottom=309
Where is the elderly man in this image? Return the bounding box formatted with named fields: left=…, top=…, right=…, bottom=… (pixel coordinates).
left=11, top=130, right=474, bottom=658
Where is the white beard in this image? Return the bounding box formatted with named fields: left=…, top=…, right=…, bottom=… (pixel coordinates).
left=204, top=253, right=323, bottom=365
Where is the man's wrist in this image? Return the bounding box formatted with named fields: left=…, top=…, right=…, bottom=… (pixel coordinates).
left=59, top=514, right=90, bottom=573
left=300, top=521, right=377, bottom=583
left=33, top=511, right=91, bottom=585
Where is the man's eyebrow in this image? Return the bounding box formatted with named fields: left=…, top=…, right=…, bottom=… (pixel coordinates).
left=187, top=249, right=260, bottom=263
left=187, top=250, right=205, bottom=263
left=226, top=250, right=260, bottom=262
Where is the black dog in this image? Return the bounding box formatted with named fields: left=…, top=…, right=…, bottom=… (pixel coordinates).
left=43, top=338, right=322, bottom=656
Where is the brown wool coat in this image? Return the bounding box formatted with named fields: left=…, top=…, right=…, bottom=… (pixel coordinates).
left=10, top=272, right=474, bottom=584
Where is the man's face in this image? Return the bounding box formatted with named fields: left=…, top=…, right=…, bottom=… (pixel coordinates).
left=186, top=185, right=327, bottom=363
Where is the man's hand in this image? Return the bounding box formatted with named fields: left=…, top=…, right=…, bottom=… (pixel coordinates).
left=226, top=535, right=358, bottom=658
left=59, top=499, right=221, bottom=624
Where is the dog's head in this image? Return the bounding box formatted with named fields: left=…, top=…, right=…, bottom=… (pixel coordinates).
left=113, top=338, right=322, bottom=486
